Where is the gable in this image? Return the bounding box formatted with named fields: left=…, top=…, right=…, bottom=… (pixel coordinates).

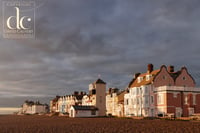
left=175, top=67, right=195, bottom=87
left=153, top=65, right=175, bottom=87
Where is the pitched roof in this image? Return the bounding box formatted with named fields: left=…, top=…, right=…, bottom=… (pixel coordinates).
left=72, top=105, right=98, bottom=111
left=130, top=69, right=160, bottom=87
left=94, top=78, right=106, bottom=84
left=129, top=65, right=195, bottom=88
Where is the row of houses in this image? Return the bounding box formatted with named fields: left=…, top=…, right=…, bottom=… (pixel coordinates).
left=50, top=64, right=200, bottom=117
left=18, top=100, right=49, bottom=115
left=50, top=79, right=106, bottom=117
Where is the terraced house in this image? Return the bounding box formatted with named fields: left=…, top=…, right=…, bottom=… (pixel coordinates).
left=50, top=79, right=106, bottom=117
left=125, top=64, right=200, bottom=117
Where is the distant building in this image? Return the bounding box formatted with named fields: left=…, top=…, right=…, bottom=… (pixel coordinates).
left=19, top=100, right=48, bottom=114
left=50, top=96, right=60, bottom=113
left=57, top=92, right=85, bottom=114
left=125, top=64, right=200, bottom=117
left=106, top=88, right=127, bottom=117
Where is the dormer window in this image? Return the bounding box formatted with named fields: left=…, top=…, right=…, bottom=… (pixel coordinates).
left=137, top=77, right=143, bottom=83
left=146, top=75, right=152, bottom=81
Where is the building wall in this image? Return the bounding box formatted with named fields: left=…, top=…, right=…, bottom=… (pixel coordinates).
left=175, top=68, right=195, bottom=87
left=106, top=92, right=124, bottom=117
left=32, top=105, right=47, bottom=114
left=126, top=65, right=199, bottom=118
left=153, top=66, right=175, bottom=87
left=90, top=83, right=106, bottom=116
left=69, top=108, right=98, bottom=118
left=154, top=86, right=200, bottom=117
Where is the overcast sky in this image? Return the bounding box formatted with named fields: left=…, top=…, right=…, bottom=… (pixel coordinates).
left=1, top=0, right=200, bottom=108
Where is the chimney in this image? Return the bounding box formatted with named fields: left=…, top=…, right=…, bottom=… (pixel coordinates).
left=147, top=64, right=154, bottom=73
left=168, top=66, right=174, bottom=73
left=108, top=88, right=112, bottom=94
left=74, top=91, right=79, bottom=95
left=134, top=73, right=141, bottom=79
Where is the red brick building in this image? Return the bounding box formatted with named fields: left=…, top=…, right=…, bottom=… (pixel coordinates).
left=125, top=64, right=200, bottom=117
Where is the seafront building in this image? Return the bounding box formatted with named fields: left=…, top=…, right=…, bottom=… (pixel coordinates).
left=106, top=88, right=127, bottom=117
left=19, top=100, right=48, bottom=114
left=49, top=64, right=200, bottom=118
left=125, top=64, right=200, bottom=117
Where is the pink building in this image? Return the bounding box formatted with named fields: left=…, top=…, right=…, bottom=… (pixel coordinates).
left=125, top=64, right=200, bottom=117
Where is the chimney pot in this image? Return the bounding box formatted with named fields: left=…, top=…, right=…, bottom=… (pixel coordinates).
left=168, top=66, right=174, bottom=72
left=147, top=64, right=154, bottom=73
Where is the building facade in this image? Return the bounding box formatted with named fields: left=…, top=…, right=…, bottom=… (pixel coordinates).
left=19, top=100, right=48, bottom=114
left=69, top=105, right=98, bottom=117
left=106, top=88, right=127, bottom=117
left=50, top=78, right=106, bottom=117
left=82, top=79, right=106, bottom=116
left=125, top=64, right=200, bottom=117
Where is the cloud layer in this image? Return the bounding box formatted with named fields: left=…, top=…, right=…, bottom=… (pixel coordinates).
left=1, top=0, right=200, bottom=107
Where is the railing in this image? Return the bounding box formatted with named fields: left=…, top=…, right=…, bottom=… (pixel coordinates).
left=154, top=86, right=200, bottom=92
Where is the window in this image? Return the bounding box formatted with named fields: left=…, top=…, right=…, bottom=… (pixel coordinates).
left=185, top=95, right=188, bottom=105
left=136, top=88, right=139, bottom=95
left=140, top=88, right=142, bottom=94
left=138, top=77, right=143, bottom=83
left=162, top=76, right=166, bottom=80
left=173, top=93, right=177, bottom=98
left=137, top=98, right=139, bottom=105
left=132, top=89, right=135, bottom=95
left=126, top=99, right=129, bottom=105
left=131, top=99, right=134, bottom=105
left=145, top=96, right=149, bottom=105
left=157, top=94, right=163, bottom=104
left=183, top=77, right=186, bottom=80
left=151, top=96, right=154, bottom=104
left=145, top=88, right=148, bottom=94
left=193, top=95, right=196, bottom=105
left=146, top=75, right=152, bottom=81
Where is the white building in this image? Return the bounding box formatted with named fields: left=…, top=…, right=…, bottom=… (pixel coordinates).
left=82, top=78, right=106, bottom=116
left=19, top=100, right=48, bottom=114
left=69, top=105, right=98, bottom=117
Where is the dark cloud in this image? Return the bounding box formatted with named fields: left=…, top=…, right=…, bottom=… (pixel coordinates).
left=0, top=0, right=200, bottom=108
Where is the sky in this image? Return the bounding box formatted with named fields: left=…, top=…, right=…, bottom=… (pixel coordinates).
left=1, top=0, right=200, bottom=112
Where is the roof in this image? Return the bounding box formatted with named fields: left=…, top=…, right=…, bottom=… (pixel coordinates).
left=129, top=65, right=195, bottom=88
left=130, top=69, right=160, bottom=87
left=72, top=105, right=98, bottom=111
left=94, top=78, right=106, bottom=84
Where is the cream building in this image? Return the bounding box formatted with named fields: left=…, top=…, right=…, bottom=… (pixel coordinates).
left=106, top=88, right=127, bottom=117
